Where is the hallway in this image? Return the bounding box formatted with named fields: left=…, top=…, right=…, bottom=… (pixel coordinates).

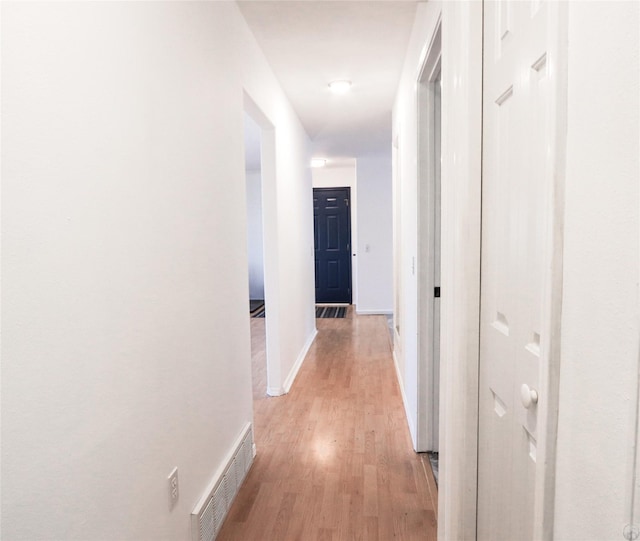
left=217, top=312, right=438, bottom=540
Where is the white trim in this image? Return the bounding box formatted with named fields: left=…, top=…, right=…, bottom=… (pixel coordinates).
left=266, top=386, right=284, bottom=397
left=266, top=386, right=285, bottom=397
left=533, top=3, right=568, bottom=538
left=437, top=2, right=483, bottom=539
left=355, top=309, right=393, bottom=315
left=243, top=91, right=283, bottom=395
left=283, top=328, right=318, bottom=393
left=190, top=422, right=254, bottom=541
left=268, top=328, right=318, bottom=396
left=416, top=16, right=442, bottom=454
left=392, top=349, right=416, bottom=446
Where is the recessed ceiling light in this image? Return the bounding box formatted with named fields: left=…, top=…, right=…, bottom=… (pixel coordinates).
left=311, top=158, right=327, bottom=168
left=328, top=80, right=352, bottom=94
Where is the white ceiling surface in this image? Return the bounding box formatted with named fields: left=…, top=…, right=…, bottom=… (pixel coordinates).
left=238, top=1, right=418, bottom=164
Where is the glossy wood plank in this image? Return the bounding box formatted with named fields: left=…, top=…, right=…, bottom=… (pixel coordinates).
left=218, top=310, right=437, bottom=541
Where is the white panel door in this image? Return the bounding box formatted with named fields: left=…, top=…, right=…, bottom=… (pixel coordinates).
left=478, top=1, right=562, bottom=539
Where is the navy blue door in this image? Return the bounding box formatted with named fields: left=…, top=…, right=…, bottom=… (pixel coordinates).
left=313, top=188, right=352, bottom=303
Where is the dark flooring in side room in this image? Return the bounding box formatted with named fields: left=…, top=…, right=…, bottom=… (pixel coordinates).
left=250, top=301, right=347, bottom=319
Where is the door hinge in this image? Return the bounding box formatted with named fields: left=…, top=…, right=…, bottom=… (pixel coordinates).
left=434, top=287, right=441, bottom=298
left=345, top=199, right=349, bottom=207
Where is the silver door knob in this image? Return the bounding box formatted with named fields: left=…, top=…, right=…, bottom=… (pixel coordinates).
left=520, top=384, right=538, bottom=409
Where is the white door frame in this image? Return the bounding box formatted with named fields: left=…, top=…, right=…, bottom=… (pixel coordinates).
left=416, top=18, right=442, bottom=452
left=436, top=4, right=483, bottom=539
left=529, top=4, right=568, bottom=536
left=243, top=91, right=283, bottom=397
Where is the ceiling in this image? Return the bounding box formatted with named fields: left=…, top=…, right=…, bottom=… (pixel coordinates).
left=238, top=1, right=419, bottom=166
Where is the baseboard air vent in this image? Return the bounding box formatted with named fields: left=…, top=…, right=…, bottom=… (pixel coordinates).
left=191, top=423, right=255, bottom=541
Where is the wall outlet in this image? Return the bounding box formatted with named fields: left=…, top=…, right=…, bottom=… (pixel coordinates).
left=168, top=467, right=179, bottom=509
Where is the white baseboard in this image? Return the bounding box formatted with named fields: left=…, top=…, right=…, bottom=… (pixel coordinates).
left=355, top=309, right=393, bottom=315
left=267, top=328, right=318, bottom=396
left=283, top=328, right=318, bottom=393
left=392, top=349, right=417, bottom=450
left=190, top=423, right=254, bottom=541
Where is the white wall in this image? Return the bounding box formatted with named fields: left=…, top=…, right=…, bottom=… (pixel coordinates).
left=312, top=159, right=393, bottom=314
left=1, top=3, right=316, bottom=540
left=246, top=170, right=265, bottom=300
left=312, top=165, right=356, bottom=190
left=356, top=153, right=393, bottom=314
left=554, top=2, right=639, bottom=539
left=392, top=0, right=442, bottom=450
left=244, top=113, right=265, bottom=301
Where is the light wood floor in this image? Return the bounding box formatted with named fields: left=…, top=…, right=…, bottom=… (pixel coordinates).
left=217, top=309, right=438, bottom=541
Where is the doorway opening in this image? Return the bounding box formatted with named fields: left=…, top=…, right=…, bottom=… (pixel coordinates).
left=243, top=91, right=283, bottom=403
left=244, top=111, right=268, bottom=412
left=417, top=21, right=442, bottom=456
left=313, top=187, right=352, bottom=305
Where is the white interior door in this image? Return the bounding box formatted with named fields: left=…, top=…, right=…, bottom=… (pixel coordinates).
left=478, top=1, right=563, bottom=539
